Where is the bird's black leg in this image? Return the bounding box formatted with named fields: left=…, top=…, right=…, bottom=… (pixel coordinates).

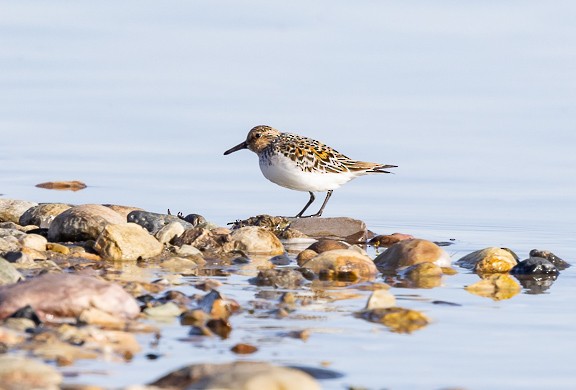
left=309, top=190, right=333, bottom=217
left=294, top=191, right=316, bottom=218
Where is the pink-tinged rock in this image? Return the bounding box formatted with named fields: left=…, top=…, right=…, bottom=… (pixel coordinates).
left=374, top=239, right=451, bottom=272
left=0, top=273, right=140, bottom=321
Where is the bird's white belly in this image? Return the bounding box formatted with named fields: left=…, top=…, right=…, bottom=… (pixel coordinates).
left=259, top=153, right=355, bottom=192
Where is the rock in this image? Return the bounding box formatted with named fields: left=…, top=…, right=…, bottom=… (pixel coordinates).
left=360, top=307, right=430, bottom=333
left=369, top=233, right=415, bottom=247
left=174, top=244, right=204, bottom=257
left=94, top=223, right=164, bottom=261
left=296, top=249, right=318, bottom=266
left=287, top=217, right=368, bottom=242
left=19, top=203, right=71, bottom=228
left=511, top=257, right=559, bottom=276
left=250, top=269, right=307, bottom=289
left=47, top=204, right=125, bottom=242
left=0, top=257, right=24, bottom=285
left=19, top=234, right=47, bottom=252
left=0, top=355, right=62, bottom=390
left=173, top=228, right=231, bottom=255
left=156, top=221, right=185, bottom=244
left=46, top=242, right=70, bottom=255
left=197, top=290, right=240, bottom=320
left=365, top=289, right=396, bottom=310
left=300, top=248, right=377, bottom=280
left=128, top=210, right=195, bottom=235
left=144, top=302, right=184, bottom=318
left=529, top=249, right=570, bottom=270
left=160, top=256, right=204, bottom=274
left=35, top=180, right=87, bottom=191
left=465, top=274, right=521, bottom=301
left=0, top=199, right=37, bottom=224
left=0, top=273, right=140, bottom=321
left=398, top=262, right=444, bottom=289
left=307, top=238, right=348, bottom=253
left=456, top=247, right=518, bottom=273
left=104, top=204, right=143, bottom=219
left=229, top=226, right=284, bottom=255
left=149, top=361, right=321, bottom=390
left=231, top=343, right=258, bottom=354
left=374, top=239, right=451, bottom=273
left=0, top=228, right=26, bottom=253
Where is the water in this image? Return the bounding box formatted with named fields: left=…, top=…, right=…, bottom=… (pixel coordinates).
left=1, top=1, right=576, bottom=388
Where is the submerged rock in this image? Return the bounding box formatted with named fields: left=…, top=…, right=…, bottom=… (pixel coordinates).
left=465, top=274, right=521, bottom=301
left=0, top=273, right=140, bottom=321
left=374, top=239, right=451, bottom=273
left=150, top=361, right=321, bottom=390
left=456, top=247, right=518, bottom=274
left=250, top=269, right=307, bottom=289
left=47, top=204, right=125, bottom=242
left=35, top=180, right=87, bottom=191
left=359, top=307, right=430, bottom=333
left=94, top=222, right=164, bottom=261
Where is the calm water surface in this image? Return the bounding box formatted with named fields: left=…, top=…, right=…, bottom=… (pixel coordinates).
left=1, top=1, right=575, bottom=389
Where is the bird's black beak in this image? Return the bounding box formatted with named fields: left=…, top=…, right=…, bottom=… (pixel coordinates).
left=224, top=141, right=248, bottom=155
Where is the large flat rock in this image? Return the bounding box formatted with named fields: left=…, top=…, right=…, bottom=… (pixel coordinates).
left=287, top=217, right=368, bottom=242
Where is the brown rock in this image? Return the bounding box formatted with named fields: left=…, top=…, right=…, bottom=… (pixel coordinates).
left=35, top=180, right=87, bottom=191
left=229, top=226, right=284, bottom=255
left=369, top=233, right=414, bottom=247
left=297, top=249, right=318, bottom=266
left=47, top=204, right=125, bottom=242
left=0, top=356, right=62, bottom=390
left=374, top=239, right=451, bottom=272
left=307, top=238, right=348, bottom=253
left=0, top=273, right=140, bottom=321
left=361, top=307, right=430, bottom=333
left=230, top=343, right=258, bottom=354
left=94, top=223, right=164, bottom=261
left=301, top=248, right=377, bottom=280
left=150, top=361, right=320, bottom=390
left=103, top=204, right=143, bottom=219
left=456, top=247, right=518, bottom=274
left=287, top=217, right=368, bottom=242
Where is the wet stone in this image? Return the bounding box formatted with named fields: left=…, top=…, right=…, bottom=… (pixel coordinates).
left=529, top=249, right=570, bottom=270
left=127, top=210, right=196, bottom=235
left=360, top=307, right=430, bottom=333
left=455, top=247, right=518, bottom=274
left=510, top=257, right=559, bottom=276
left=250, top=269, right=307, bottom=289
left=465, top=274, right=521, bottom=301
left=35, top=180, right=87, bottom=191
left=374, top=239, right=452, bottom=273
left=369, top=232, right=414, bottom=247
left=229, top=226, right=284, bottom=255
left=301, top=248, right=377, bottom=281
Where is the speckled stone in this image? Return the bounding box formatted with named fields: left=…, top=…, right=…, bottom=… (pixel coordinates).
left=47, top=204, right=125, bottom=242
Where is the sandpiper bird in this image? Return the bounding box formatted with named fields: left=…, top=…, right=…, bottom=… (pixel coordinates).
left=224, top=125, right=397, bottom=218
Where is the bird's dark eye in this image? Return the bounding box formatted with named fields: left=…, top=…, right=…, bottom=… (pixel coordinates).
left=255, top=133, right=262, bottom=138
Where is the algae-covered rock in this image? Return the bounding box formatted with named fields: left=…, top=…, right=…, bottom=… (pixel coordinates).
left=465, top=274, right=521, bottom=301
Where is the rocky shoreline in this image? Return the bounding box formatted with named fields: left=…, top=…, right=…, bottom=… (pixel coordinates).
left=0, top=198, right=570, bottom=389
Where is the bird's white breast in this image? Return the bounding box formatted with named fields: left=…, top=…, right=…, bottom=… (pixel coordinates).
left=259, top=152, right=356, bottom=192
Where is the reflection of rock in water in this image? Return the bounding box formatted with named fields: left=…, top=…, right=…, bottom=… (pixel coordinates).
left=513, top=274, right=558, bottom=294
